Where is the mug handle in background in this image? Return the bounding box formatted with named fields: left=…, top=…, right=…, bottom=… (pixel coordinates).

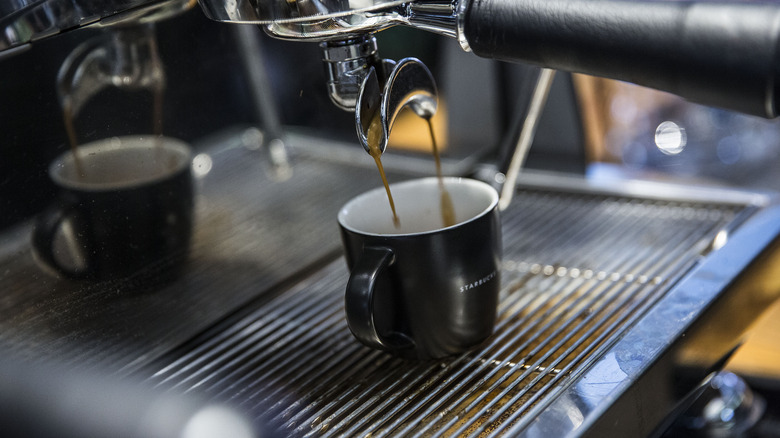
left=31, top=204, right=92, bottom=278
left=345, top=246, right=414, bottom=352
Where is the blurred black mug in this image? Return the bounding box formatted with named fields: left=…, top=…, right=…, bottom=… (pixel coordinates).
left=339, top=177, right=502, bottom=359
left=32, top=136, right=193, bottom=281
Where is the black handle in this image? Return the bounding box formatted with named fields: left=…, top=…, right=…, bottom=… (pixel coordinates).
left=345, top=246, right=414, bottom=352
left=31, top=204, right=92, bottom=278
left=464, top=0, right=780, bottom=118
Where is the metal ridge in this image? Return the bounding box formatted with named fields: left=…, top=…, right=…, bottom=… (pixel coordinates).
left=137, top=183, right=773, bottom=437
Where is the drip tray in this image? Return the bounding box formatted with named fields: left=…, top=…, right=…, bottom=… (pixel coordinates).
left=139, top=175, right=780, bottom=437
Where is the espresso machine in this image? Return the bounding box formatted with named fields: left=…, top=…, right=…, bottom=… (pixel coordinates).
left=2, top=1, right=780, bottom=437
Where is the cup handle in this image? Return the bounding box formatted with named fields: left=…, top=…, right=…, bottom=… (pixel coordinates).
left=345, top=246, right=414, bottom=351
left=31, top=204, right=91, bottom=278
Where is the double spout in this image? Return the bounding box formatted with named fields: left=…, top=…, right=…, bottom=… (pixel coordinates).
left=356, top=57, right=437, bottom=155
left=328, top=38, right=437, bottom=155
left=8, top=0, right=780, bottom=155
left=196, top=0, right=780, bottom=165
left=320, top=35, right=438, bottom=155
left=57, top=24, right=165, bottom=122
left=5, top=0, right=780, bottom=120
left=199, top=0, right=780, bottom=120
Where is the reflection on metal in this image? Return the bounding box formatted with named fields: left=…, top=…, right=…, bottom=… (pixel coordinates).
left=198, top=0, right=464, bottom=43
left=181, top=405, right=257, bottom=438
left=266, top=138, right=292, bottom=181
left=192, top=153, right=214, bottom=178
left=232, top=24, right=292, bottom=181
left=710, top=229, right=729, bottom=253
left=322, top=36, right=384, bottom=112
left=356, top=58, right=438, bottom=154
left=0, top=354, right=257, bottom=438
left=655, top=121, right=687, bottom=156
left=54, top=218, right=88, bottom=273
left=498, top=68, right=555, bottom=211
left=0, top=145, right=391, bottom=372
left=0, top=0, right=195, bottom=56
left=57, top=23, right=165, bottom=119
left=669, top=372, right=766, bottom=437
left=199, top=0, right=404, bottom=23
left=141, top=179, right=780, bottom=437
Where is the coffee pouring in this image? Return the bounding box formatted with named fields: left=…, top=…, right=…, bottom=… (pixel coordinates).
left=202, top=0, right=780, bottom=170
left=5, top=0, right=780, bottom=149
left=199, top=0, right=780, bottom=121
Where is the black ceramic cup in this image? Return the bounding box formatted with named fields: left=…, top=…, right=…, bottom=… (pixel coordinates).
left=32, top=136, right=193, bottom=280
left=339, top=177, right=502, bottom=360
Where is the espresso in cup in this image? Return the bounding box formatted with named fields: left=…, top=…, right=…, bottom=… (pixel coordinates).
left=339, top=177, right=502, bottom=359
left=32, top=136, right=193, bottom=281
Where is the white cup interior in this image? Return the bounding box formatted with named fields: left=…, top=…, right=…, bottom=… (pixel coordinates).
left=339, top=177, right=498, bottom=235
left=51, top=136, right=191, bottom=190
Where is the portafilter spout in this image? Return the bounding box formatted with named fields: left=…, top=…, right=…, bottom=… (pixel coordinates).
left=57, top=23, right=165, bottom=120
left=200, top=0, right=456, bottom=157
left=320, top=36, right=387, bottom=112
left=356, top=58, right=438, bottom=155
left=199, top=0, right=780, bottom=119
left=0, top=0, right=195, bottom=59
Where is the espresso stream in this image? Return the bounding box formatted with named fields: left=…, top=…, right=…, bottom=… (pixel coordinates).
left=62, top=89, right=166, bottom=180
left=62, top=100, right=85, bottom=177
left=427, top=117, right=456, bottom=228
left=367, top=113, right=455, bottom=230
left=367, top=114, right=401, bottom=228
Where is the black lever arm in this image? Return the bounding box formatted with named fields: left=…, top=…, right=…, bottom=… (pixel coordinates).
left=464, top=0, right=780, bottom=118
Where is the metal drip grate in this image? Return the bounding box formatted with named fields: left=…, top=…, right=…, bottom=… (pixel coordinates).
left=142, top=188, right=746, bottom=437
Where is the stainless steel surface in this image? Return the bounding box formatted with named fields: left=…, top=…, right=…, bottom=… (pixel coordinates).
left=198, top=0, right=404, bottom=24
left=320, top=34, right=438, bottom=156
left=200, top=0, right=454, bottom=149
left=200, top=0, right=402, bottom=41
left=498, top=68, right=554, bottom=210
left=197, top=0, right=780, bottom=119
left=0, top=0, right=194, bottom=56
left=0, top=356, right=256, bottom=438
left=356, top=57, right=437, bottom=154
left=672, top=372, right=766, bottom=437
left=197, top=0, right=464, bottom=44
left=136, top=167, right=780, bottom=437
left=321, top=36, right=382, bottom=112
left=0, top=134, right=410, bottom=372
left=58, top=23, right=164, bottom=118
left=3, top=0, right=780, bottom=433
left=231, top=24, right=291, bottom=180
